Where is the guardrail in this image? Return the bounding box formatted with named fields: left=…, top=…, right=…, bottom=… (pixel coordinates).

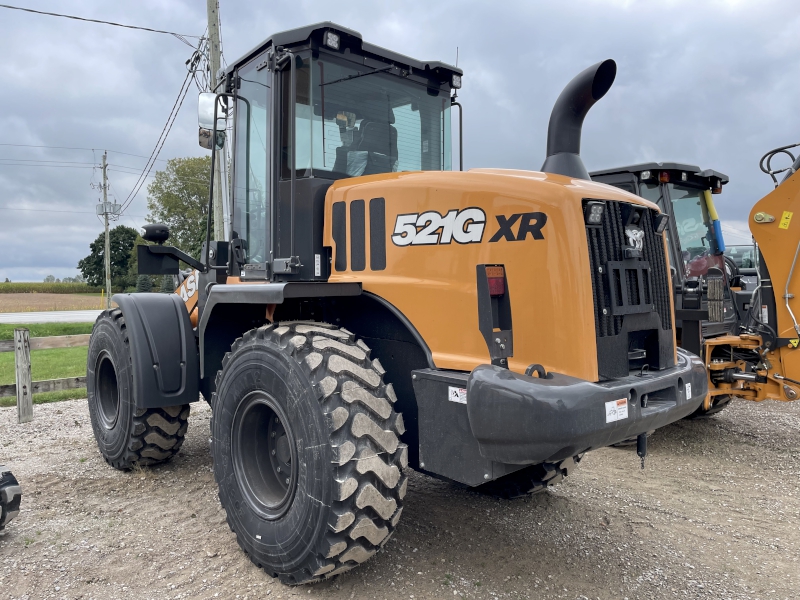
left=1, top=330, right=89, bottom=423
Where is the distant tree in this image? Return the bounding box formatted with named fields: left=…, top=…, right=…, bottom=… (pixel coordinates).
left=44, top=275, right=55, bottom=283
left=61, top=273, right=85, bottom=284
left=146, top=156, right=212, bottom=260
left=125, top=234, right=160, bottom=290
left=78, top=225, right=139, bottom=289
left=136, top=274, right=153, bottom=293
left=160, top=275, right=175, bottom=294
left=3, top=278, right=9, bottom=283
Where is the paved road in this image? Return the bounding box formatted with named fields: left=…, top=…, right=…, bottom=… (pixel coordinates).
left=0, top=309, right=102, bottom=324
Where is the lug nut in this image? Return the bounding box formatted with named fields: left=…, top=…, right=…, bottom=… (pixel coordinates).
left=271, top=450, right=276, bottom=456
left=285, top=478, right=290, bottom=485
left=277, top=467, right=281, bottom=473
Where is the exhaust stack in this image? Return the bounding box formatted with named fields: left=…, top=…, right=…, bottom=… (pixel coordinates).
left=541, top=59, right=616, bottom=181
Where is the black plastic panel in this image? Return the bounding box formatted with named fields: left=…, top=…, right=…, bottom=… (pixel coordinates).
left=350, top=199, right=366, bottom=271
left=369, top=197, right=386, bottom=271
left=332, top=201, right=347, bottom=271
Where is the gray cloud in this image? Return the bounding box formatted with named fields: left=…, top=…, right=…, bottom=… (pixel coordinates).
left=1, top=0, right=798, bottom=280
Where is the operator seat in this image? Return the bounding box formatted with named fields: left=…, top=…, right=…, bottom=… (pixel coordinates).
left=357, top=120, right=398, bottom=175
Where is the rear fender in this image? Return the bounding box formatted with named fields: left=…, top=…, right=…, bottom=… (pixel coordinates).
left=112, top=293, right=199, bottom=408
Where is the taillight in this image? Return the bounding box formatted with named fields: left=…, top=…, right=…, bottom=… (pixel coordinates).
left=486, top=266, right=506, bottom=296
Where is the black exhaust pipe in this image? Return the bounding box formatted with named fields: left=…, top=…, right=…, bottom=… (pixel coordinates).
left=541, top=59, right=616, bottom=181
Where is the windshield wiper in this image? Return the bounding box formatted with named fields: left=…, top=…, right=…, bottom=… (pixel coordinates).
left=320, top=65, right=393, bottom=87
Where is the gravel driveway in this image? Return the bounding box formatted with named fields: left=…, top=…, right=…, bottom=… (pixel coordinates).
left=1, top=398, right=798, bottom=599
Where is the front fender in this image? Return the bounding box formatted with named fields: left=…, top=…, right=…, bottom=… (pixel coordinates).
left=111, top=293, right=199, bottom=408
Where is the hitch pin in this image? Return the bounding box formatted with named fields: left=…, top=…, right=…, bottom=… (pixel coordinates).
left=637, top=432, right=647, bottom=470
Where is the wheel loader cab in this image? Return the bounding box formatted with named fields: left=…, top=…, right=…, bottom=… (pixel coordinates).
left=90, top=21, right=709, bottom=585
left=226, top=26, right=453, bottom=282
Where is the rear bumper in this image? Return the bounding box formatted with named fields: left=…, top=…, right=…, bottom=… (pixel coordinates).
left=466, top=348, right=707, bottom=464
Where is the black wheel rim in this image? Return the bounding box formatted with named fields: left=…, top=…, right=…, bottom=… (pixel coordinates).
left=94, top=351, right=120, bottom=429
left=232, top=392, right=297, bottom=520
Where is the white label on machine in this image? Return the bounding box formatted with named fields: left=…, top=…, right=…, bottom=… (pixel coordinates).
left=314, top=254, right=321, bottom=277
left=685, top=382, right=692, bottom=399
left=448, top=386, right=467, bottom=404
left=605, top=398, right=628, bottom=423
left=761, top=305, right=769, bottom=323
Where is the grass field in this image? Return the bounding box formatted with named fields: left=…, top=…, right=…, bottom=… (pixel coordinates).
left=0, top=346, right=87, bottom=385
left=0, top=322, right=90, bottom=407
left=0, top=293, right=107, bottom=312
left=0, top=322, right=94, bottom=340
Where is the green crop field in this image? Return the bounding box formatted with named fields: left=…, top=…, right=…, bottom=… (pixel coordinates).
left=0, top=282, right=101, bottom=294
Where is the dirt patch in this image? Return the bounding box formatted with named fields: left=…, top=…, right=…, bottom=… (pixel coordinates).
left=1, top=399, right=798, bottom=599
left=0, top=294, right=106, bottom=313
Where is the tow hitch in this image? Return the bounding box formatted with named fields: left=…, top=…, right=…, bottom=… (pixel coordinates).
left=637, top=433, right=647, bottom=469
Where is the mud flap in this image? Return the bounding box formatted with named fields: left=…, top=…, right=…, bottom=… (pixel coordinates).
left=111, top=293, right=199, bottom=408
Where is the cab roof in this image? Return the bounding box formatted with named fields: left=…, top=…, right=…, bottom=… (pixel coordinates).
left=224, top=21, right=462, bottom=84
left=590, top=162, right=729, bottom=185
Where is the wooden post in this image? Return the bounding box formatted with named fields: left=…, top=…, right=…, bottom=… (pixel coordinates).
left=14, top=328, right=33, bottom=423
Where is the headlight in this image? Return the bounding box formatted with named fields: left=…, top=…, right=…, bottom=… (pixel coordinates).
left=324, top=30, right=340, bottom=50
left=653, top=213, right=670, bottom=234
left=451, top=73, right=462, bottom=89
left=584, top=200, right=606, bottom=226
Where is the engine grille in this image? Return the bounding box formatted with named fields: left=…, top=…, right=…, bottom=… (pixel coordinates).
left=585, top=201, right=672, bottom=337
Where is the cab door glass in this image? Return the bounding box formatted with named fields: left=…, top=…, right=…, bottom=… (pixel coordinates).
left=233, top=59, right=271, bottom=265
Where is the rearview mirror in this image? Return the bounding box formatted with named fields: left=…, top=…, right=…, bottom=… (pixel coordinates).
left=198, top=93, right=227, bottom=130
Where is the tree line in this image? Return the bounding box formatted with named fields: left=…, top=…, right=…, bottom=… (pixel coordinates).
left=77, top=156, right=211, bottom=293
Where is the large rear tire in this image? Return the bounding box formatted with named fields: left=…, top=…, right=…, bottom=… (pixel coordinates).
left=211, top=322, right=407, bottom=585
left=86, top=309, right=190, bottom=470
left=474, top=456, right=581, bottom=499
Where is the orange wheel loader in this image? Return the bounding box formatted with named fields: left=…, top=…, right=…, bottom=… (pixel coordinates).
left=85, top=23, right=706, bottom=584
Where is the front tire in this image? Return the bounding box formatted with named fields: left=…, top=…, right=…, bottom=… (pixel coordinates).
left=211, top=322, right=407, bottom=585
left=86, top=309, right=190, bottom=470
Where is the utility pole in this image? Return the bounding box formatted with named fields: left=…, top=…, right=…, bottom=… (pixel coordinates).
left=102, top=152, right=111, bottom=309
left=96, top=151, right=120, bottom=309
left=207, top=0, right=225, bottom=241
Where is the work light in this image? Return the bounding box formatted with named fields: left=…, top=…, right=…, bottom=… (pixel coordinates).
left=584, top=201, right=606, bottom=226
left=451, top=74, right=462, bottom=89
left=653, top=213, right=670, bottom=234
left=640, top=170, right=652, bottom=181
left=324, top=30, right=340, bottom=50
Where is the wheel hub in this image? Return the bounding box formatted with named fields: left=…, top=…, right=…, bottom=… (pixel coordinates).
left=94, top=351, right=120, bottom=429
left=232, top=393, right=297, bottom=520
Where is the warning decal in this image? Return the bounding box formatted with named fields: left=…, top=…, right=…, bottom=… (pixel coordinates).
left=605, top=398, right=628, bottom=423
left=779, top=211, right=793, bottom=230
left=685, top=382, right=692, bottom=399
left=448, top=386, right=467, bottom=404
left=790, top=339, right=799, bottom=348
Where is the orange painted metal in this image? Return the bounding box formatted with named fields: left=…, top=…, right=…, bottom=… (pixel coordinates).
left=323, top=169, right=674, bottom=381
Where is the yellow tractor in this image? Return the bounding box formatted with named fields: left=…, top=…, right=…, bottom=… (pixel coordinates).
left=85, top=23, right=706, bottom=584
left=592, top=146, right=800, bottom=415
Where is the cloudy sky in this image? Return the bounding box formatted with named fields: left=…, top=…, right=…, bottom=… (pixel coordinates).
left=1, top=0, right=798, bottom=281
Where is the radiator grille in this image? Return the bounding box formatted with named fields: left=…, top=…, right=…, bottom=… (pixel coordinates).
left=585, top=201, right=672, bottom=337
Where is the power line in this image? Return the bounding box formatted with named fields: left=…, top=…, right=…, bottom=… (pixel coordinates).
left=0, top=158, right=97, bottom=165
left=0, top=144, right=169, bottom=163
left=0, top=4, right=200, bottom=46
left=0, top=206, right=146, bottom=217
left=0, top=163, right=97, bottom=169
left=118, top=66, right=195, bottom=215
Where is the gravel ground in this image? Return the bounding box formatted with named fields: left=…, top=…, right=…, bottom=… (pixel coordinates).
left=1, top=398, right=798, bottom=600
